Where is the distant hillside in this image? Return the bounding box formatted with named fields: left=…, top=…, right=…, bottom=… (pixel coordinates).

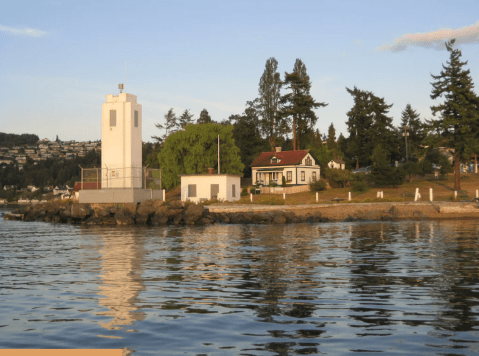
left=0, top=132, right=40, bottom=147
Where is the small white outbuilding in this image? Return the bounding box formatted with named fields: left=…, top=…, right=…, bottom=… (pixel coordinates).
left=180, top=174, right=241, bottom=203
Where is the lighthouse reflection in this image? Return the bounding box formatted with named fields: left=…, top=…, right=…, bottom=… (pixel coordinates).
left=94, top=227, right=147, bottom=331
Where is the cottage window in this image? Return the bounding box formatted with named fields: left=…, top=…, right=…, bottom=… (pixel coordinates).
left=110, top=110, right=116, bottom=127
left=188, top=184, right=197, bottom=197
left=256, top=172, right=260, bottom=184
left=312, top=172, right=317, bottom=181
left=287, top=171, right=292, bottom=182
left=271, top=157, right=277, bottom=164
left=134, top=110, right=139, bottom=127
left=301, top=171, right=305, bottom=181
left=232, top=184, right=236, bottom=197
left=305, top=157, right=312, bottom=166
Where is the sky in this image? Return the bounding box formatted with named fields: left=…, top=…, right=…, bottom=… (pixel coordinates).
left=2, top=0, right=479, bottom=143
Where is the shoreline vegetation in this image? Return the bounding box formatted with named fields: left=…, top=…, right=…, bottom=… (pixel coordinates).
left=3, top=199, right=479, bottom=225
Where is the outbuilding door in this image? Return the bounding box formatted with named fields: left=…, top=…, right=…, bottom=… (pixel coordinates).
left=211, top=184, right=219, bottom=200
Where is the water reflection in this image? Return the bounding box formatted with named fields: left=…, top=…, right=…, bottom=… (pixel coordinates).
left=4, top=216, right=479, bottom=355
left=88, top=227, right=147, bottom=331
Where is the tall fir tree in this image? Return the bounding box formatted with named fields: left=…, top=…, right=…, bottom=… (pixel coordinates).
left=197, top=109, right=213, bottom=124
left=256, top=57, right=283, bottom=150
left=430, top=39, right=479, bottom=190
left=280, top=59, right=327, bottom=150
left=345, top=87, right=396, bottom=168
left=151, top=108, right=178, bottom=143
left=399, top=104, right=424, bottom=162
left=179, top=109, right=195, bottom=129
left=326, top=123, right=337, bottom=150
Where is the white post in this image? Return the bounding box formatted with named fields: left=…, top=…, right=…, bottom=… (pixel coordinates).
left=377, top=191, right=380, bottom=198
left=429, top=188, right=433, bottom=202
left=316, top=192, right=318, bottom=202
left=250, top=193, right=253, bottom=203
left=162, top=189, right=166, bottom=202
left=283, top=193, right=286, bottom=200
left=415, top=188, right=419, bottom=202
left=454, top=191, right=457, bottom=200
left=348, top=192, right=351, bottom=201
left=381, top=191, right=384, bottom=199
left=476, top=189, right=478, bottom=199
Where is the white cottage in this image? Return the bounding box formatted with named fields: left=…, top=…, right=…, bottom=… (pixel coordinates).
left=181, top=174, right=241, bottom=203
left=251, top=148, right=320, bottom=186
left=328, top=158, right=346, bottom=170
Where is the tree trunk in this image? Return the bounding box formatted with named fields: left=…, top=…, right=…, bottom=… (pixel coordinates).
left=293, top=115, right=297, bottom=150
left=454, top=154, right=461, bottom=191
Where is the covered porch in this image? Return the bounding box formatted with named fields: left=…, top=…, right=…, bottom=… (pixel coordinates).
left=255, top=168, right=284, bottom=186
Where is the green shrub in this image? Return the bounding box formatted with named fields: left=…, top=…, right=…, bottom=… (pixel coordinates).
left=351, top=180, right=367, bottom=192
left=309, top=179, right=327, bottom=192
left=324, top=168, right=351, bottom=188
left=241, top=187, right=248, bottom=196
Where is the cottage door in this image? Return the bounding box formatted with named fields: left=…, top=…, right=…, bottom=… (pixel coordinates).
left=211, top=184, right=219, bottom=200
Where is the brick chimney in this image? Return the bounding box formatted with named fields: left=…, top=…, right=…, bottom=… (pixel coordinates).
left=275, top=147, right=282, bottom=152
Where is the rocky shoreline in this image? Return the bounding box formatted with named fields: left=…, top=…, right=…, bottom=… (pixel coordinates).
left=3, top=200, right=479, bottom=225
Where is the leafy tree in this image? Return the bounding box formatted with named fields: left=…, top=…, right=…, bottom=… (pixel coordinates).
left=157, top=123, right=244, bottom=190
left=324, top=168, right=351, bottom=188
left=178, top=109, right=195, bottom=129
left=345, top=87, right=397, bottom=168
left=256, top=57, right=283, bottom=150
left=280, top=59, right=327, bottom=150
left=196, top=109, right=213, bottom=124
left=399, top=104, right=425, bottom=162
left=310, top=145, right=333, bottom=169
left=430, top=39, right=479, bottom=190
left=152, top=108, right=178, bottom=143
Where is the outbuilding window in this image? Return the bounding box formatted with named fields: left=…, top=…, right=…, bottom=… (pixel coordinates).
left=188, top=184, right=196, bottom=197
left=232, top=184, right=236, bottom=197
left=301, top=171, right=305, bottom=181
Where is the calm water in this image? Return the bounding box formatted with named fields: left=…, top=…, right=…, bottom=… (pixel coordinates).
left=2, top=206, right=479, bottom=355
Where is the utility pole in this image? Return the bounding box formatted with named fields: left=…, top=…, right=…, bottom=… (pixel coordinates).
left=403, top=126, right=409, bottom=161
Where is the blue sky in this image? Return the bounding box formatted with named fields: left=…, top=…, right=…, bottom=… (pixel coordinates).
left=2, top=0, right=479, bottom=143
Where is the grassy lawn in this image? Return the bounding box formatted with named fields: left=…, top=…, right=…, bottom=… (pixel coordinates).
left=165, top=173, right=479, bottom=205
left=236, top=173, right=479, bottom=205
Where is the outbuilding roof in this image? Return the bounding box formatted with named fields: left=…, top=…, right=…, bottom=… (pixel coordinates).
left=251, top=150, right=312, bottom=167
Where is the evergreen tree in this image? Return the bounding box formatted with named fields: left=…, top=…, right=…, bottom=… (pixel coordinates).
left=152, top=108, right=178, bottom=143
left=280, top=59, right=327, bottom=150
left=179, top=109, right=195, bottom=129
left=345, top=87, right=396, bottom=168
left=196, top=109, right=213, bottom=124
left=430, top=39, right=479, bottom=190
left=256, top=57, right=283, bottom=150
left=370, top=145, right=404, bottom=187
left=399, top=104, right=424, bottom=162
left=326, top=123, right=337, bottom=150
left=229, top=105, right=269, bottom=178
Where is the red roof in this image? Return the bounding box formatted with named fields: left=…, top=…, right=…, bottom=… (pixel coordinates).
left=251, top=150, right=312, bottom=167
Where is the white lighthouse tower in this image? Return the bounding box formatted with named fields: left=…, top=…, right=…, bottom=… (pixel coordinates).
left=78, top=85, right=164, bottom=204
left=101, top=86, right=142, bottom=189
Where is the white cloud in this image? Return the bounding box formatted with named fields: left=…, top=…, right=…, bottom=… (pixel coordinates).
left=0, top=24, right=47, bottom=37
left=379, top=21, right=479, bottom=52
